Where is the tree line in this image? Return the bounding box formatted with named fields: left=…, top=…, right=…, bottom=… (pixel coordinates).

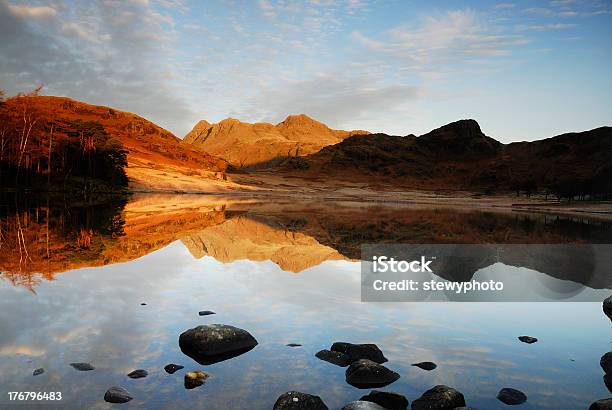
left=0, top=88, right=128, bottom=192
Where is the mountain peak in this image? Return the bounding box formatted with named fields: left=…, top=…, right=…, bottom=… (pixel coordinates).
left=428, top=119, right=483, bottom=139
left=419, top=119, right=501, bottom=155
left=278, top=114, right=325, bottom=128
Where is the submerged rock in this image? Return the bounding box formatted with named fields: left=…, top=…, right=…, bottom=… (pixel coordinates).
left=164, top=363, right=184, bottom=374
left=184, top=370, right=209, bottom=389
left=411, top=362, right=437, bottom=371
left=286, top=343, right=302, bottom=347
left=70, top=362, right=95, bottom=371
left=33, top=368, right=44, bottom=376
left=496, top=388, right=527, bottom=405
left=179, top=324, right=258, bottom=365
left=345, top=359, right=400, bottom=389
left=141, top=303, right=147, bottom=306
left=360, top=390, right=409, bottom=410
left=590, top=399, right=612, bottom=410
left=604, top=295, right=612, bottom=320
left=199, top=310, right=216, bottom=316
left=315, top=349, right=351, bottom=367
left=331, top=342, right=388, bottom=364
left=518, top=336, right=538, bottom=344
left=342, top=401, right=386, bottom=410
left=411, top=385, right=466, bottom=410
left=127, top=369, right=148, bottom=379
left=104, top=386, right=133, bottom=404
left=602, top=352, right=612, bottom=374
left=273, top=391, right=329, bottom=410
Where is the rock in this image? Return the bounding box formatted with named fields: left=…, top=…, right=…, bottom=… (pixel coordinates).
left=273, top=391, right=329, bottom=410
left=70, top=362, right=95, bottom=371
left=496, top=388, right=527, bottom=405
left=164, top=363, right=184, bottom=374
left=104, top=386, right=133, bottom=404
left=412, top=385, right=466, bottom=410
left=518, top=336, right=538, bottom=344
left=184, top=370, right=209, bottom=389
left=604, top=374, right=612, bottom=393
left=342, top=401, right=386, bottom=410
left=602, top=352, right=612, bottom=374
left=331, top=342, right=388, bottom=364
left=127, top=369, right=148, bottom=379
left=316, top=349, right=351, bottom=367
left=199, top=310, right=215, bottom=316
left=141, top=303, right=147, bottom=306
left=590, top=399, right=612, bottom=410
left=360, top=390, right=409, bottom=410
left=286, top=343, right=302, bottom=347
left=179, top=324, right=258, bottom=365
left=604, top=295, right=612, bottom=320
left=33, top=368, right=44, bottom=376
left=412, top=362, right=437, bottom=371
left=345, top=359, right=400, bottom=389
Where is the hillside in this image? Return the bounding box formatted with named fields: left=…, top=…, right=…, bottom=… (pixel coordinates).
left=281, top=120, right=612, bottom=198
left=0, top=95, right=230, bottom=192
left=183, top=114, right=368, bottom=167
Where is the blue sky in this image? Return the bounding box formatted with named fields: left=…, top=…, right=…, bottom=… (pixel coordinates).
left=0, top=0, right=610, bottom=141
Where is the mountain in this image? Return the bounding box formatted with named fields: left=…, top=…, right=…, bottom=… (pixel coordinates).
left=281, top=120, right=612, bottom=197
left=0, top=95, right=229, bottom=191
left=183, top=114, right=369, bottom=168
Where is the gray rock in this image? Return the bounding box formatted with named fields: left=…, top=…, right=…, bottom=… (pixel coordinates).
left=345, top=359, right=400, bottom=389
left=343, top=401, right=386, bottom=410
left=127, top=369, right=148, bottom=379
left=104, top=386, right=133, bottom=404
left=496, top=388, right=527, bottom=405
left=164, top=363, right=184, bottom=374
left=602, top=352, right=612, bottom=374
left=179, top=324, right=258, bottom=365
left=273, top=391, right=329, bottom=410
left=360, top=390, right=409, bottom=410
left=518, top=336, right=538, bottom=344
left=331, top=342, right=388, bottom=364
left=412, top=385, right=466, bottom=410
left=604, top=295, right=612, bottom=320
left=315, top=349, right=351, bottom=367
left=590, top=399, right=612, bottom=410
left=199, top=310, right=215, bottom=316
left=412, top=362, right=437, bottom=371
left=70, top=362, right=95, bottom=371
left=33, top=368, right=44, bottom=376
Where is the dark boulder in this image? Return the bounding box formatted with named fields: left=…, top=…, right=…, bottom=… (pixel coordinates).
left=70, top=362, right=95, bottom=371
left=360, top=390, right=409, bottom=410
left=179, top=324, right=258, bottom=365
left=33, top=368, right=44, bottom=376
left=518, top=336, right=538, bottom=344
left=199, top=310, right=216, bottom=316
left=605, top=374, right=612, bottom=394
left=104, top=386, right=133, bottom=404
left=273, top=391, right=329, bottom=410
left=315, top=349, right=351, bottom=367
left=412, top=362, right=437, bottom=371
left=164, top=363, right=184, bottom=374
left=287, top=343, right=302, bottom=347
left=604, top=295, right=612, bottom=320
left=590, top=399, right=612, bottom=410
left=411, top=385, right=466, bottom=410
left=342, top=401, right=386, bottom=410
left=496, top=388, right=527, bottom=405
left=345, top=359, right=400, bottom=389
left=602, top=352, right=612, bottom=374
left=127, top=369, right=148, bottom=379
left=331, top=342, right=388, bottom=364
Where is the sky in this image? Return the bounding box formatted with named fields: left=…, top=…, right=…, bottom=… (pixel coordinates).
left=0, top=0, right=610, bottom=142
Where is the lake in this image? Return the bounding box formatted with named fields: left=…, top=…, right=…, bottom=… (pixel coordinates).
left=0, top=194, right=611, bottom=409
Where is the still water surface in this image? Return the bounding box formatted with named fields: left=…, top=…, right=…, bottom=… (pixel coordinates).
left=0, top=195, right=611, bottom=409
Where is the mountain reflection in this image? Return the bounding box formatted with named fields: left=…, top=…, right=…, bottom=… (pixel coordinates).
left=1, top=194, right=612, bottom=290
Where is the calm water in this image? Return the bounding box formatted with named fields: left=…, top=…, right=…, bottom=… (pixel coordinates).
left=0, top=195, right=611, bottom=409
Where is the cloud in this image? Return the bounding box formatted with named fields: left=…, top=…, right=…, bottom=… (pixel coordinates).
left=516, top=22, right=576, bottom=31
left=6, top=3, right=56, bottom=20
left=352, top=10, right=529, bottom=70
